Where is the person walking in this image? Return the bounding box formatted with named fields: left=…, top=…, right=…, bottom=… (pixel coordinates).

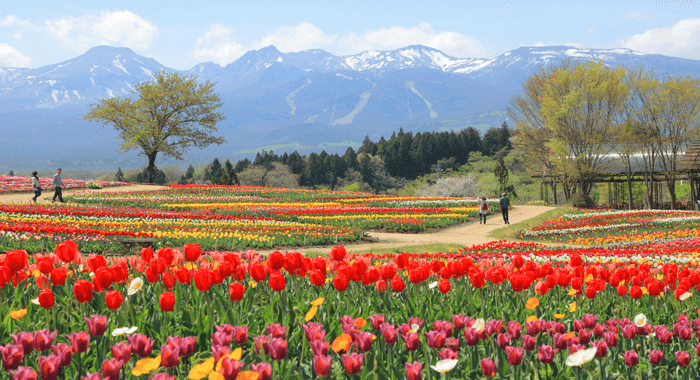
left=478, top=196, right=489, bottom=224
left=31, top=171, right=42, bottom=203
left=499, top=192, right=511, bottom=224
left=52, top=168, right=65, bottom=203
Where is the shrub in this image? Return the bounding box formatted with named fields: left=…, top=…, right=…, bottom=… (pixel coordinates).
left=87, top=182, right=103, bottom=189
left=569, top=192, right=596, bottom=208
left=415, top=175, right=479, bottom=198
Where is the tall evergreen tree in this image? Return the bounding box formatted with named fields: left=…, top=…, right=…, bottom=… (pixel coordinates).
left=185, top=165, right=195, bottom=181
left=286, top=151, right=306, bottom=175
left=115, top=167, right=125, bottom=182
left=235, top=158, right=251, bottom=173
left=343, top=147, right=359, bottom=171
left=210, top=158, right=223, bottom=184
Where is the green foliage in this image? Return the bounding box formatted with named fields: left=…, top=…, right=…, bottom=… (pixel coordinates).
left=135, top=166, right=167, bottom=185
left=344, top=182, right=360, bottom=192
left=114, top=167, right=125, bottom=182
left=83, top=71, right=226, bottom=183
left=569, top=192, right=597, bottom=208
left=8, top=170, right=14, bottom=176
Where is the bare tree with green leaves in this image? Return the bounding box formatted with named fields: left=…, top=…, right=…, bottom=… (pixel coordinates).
left=83, top=71, right=226, bottom=183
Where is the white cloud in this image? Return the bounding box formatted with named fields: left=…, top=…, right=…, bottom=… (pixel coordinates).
left=527, top=41, right=584, bottom=48
left=193, top=21, right=488, bottom=66
left=337, top=22, right=489, bottom=58
left=44, top=10, right=158, bottom=52
left=625, top=11, right=654, bottom=21
left=1, top=15, right=39, bottom=39
left=587, top=28, right=595, bottom=35
left=0, top=43, right=31, bottom=67
left=621, top=18, right=700, bottom=59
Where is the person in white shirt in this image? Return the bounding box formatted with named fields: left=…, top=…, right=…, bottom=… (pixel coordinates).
left=478, top=196, right=489, bottom=224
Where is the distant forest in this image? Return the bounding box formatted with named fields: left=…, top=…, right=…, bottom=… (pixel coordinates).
left=136, top=123, right=512, bottom=193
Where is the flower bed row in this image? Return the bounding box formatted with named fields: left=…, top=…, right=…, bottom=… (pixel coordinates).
left=0, top=175, right=130, bottom=193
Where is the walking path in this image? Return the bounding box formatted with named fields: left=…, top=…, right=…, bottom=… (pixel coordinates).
left=0, top=184, right=165, bottom=204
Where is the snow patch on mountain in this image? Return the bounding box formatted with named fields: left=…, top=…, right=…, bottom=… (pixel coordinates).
left=112, top=56, right=129, bottom=74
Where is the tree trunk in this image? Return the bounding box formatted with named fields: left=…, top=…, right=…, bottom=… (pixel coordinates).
left=667, top=177, right=677, bottom=210
left=551, top=180, right=558, bottom=205
left=626, top=176, right=633, bottom=210
left=147, top=153, right=157, bottom=184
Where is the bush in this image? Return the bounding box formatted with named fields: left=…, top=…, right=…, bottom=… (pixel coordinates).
left=570, top=192, right=596, bottom=208
left=87, top=182, right=103, bottom=189
left=415, top=175, right=479, bottom=198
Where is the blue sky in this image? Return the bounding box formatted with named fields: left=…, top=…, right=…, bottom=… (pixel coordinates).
left=2, top=0, right=700, bottom=70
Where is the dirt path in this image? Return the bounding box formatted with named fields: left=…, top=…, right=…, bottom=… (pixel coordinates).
left=0, top=184, right=166, bottom=204
left=259, top=205, right=563, bottom=255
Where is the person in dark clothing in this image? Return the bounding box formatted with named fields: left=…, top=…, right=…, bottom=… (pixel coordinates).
left=31, top=171, right=42, bottom=203
left=52, top=168, right=65, bottom=203
left=499, top=192, right=511, bottom=224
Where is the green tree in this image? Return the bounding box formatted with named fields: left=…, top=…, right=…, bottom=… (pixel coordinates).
left=8, top=170, right=14, bottom=176
left=83, top=71, right=226, bottom=183
left=493, top=155, right=516, bottom=198
left=210, top=158, right=223, bottom=184
left=185, top=165, right=195, bottom=181
left=115, top=167, right=125, bottom=182
left=224, top=159, right=240, bottom=185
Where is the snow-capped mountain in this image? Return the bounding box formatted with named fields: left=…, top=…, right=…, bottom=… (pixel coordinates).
left=0, top=46, right=170, bottom=110
left=2, top=44, right=700, bottom=170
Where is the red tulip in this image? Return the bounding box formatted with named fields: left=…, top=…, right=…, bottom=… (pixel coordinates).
left=73, top=280, right=94, bottom=303
left=84, top=315, right=107, bottom=337
left=380, top=264, right=396, bottom=281
left=676, top=351, right=690, bottom=367
left=506, top=346, right=523, bottom=365
left=403, top=332, right=419, bottom=351
left=140, top=246, right=154, bottom=263
left=148, top=374, right=176, bottom=380
left=269, top=271, right=286, bottom=292
left=110, top=342, right=131, bottom=363
left=105, top=290, right=124, bottom=310
left=184, top=243, right=201, bottom=262
left=194, top=269, right=213, bottom=292
left=228, top=282, right=245, bottom=302
left=37, top=289, right=54, bottom=309
left=481, top=358, right=498, bottom=377
left=232, top=326, right=248, bottom=345
left=313, top=355, right=331, bottom=377
left=101, top=358, right=124, bottom=380
left=352, top=331, right=373, bottom=352
left=148, top=258, right=166, bottom=276
left=219, top=357, right=244, bottom=380
left=438, top=279, right=451, bottom=293
left=159, top=292, right=175, bottom=312
left=381, top=324, right=398, bottom=345
left=332, top=275, right=348, bottom=291
left=0, top=343, right=23, bottom=370
left=375, top=280, right=388, bottom=293
left=50, top=266, right=67, bottom=286
left=391, top=276, right=405, bottom=292
left=263, top=338, right=288, bottom=360
left=36, top=257, right=53, bottom=275
left=11, top=367, right=37, bottom=380
left=67, top=331, right=90, bottom=353
left=268, top=251, right=285, bottom=270
left=160, top=344, right=179, bottom=368
left=87, top=255, right=107, bottom=272
left=55, top=240, right=78, bottom=263
left=538, top=345, right=556, bottom=364
left=623, top=350, right=638, bottom=367
left=94, top=267, right=113, bottom=289
left=266, top=324, right=288, bottom=339
left=33, top=330, right=57, bottom=352
left=6, top=250, right=28, bottom=272
left=310, top=270, right=325, bottom=287
left=522, top=334, right=537, bottom=351
left=405, top=361, right=422, bottom=380
left=155, top=247, right=174, bottom=266
left=127, top=334, right=154, bottom=358
left=426, top=330, right=446, bottom=349
left=369, top=315, right=385, bottom=331
left=51, top=343, right=72, bottom=367
left=309, top=340, right=329, bottom=356
left=341, top=352, right=364, bottom=375
left=10, top=333, right=33, bottom=356
left=249, top=264, right=266, bottom=282
left=38, top=355, right=60, bottom=380
left=329, top=245, right=346, bottom=261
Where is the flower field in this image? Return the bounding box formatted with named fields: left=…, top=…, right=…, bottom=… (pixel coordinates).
left=1, top=240, right=700, bottom=379
left=519, top=209, right=700, bottom=248
left=0, top=175, right=130, bottom=193
left=71, top=185, right=484, bottom=232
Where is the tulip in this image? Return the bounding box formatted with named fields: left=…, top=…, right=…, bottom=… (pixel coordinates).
left=341, top=352, right=364, bottom=375
left=269, top=271, right=286, bottom=292
left=156, top=247, right=174, bottom=266
left=67, top=331, right=90, bottom=354
left=212, top=331, right=233, bottom=346
left=105, top=290, right=124, bottom=310
left=438, top=278, right=451, bottom=293
left=463, top=327, right=480, bottom=346
left=126, top=333, right=154, bottom=358
left=380, top=324, right=398, bottom=345
left=403, top=332, right=420, bottom=351
left=253, top=336, right=269, bottom=355
left=37, top=289, right=54, bottom=309
left=73, top=279, right=94, bottom=303
left=159, top=291, right=175, bottom=312
left=148, top=374, right=176, bottom=380
left=228, top=282, right=245, bottom=301
left=391, top=275, right=405, bottom=292
left=140, top=246, right=154, bottom=262
left=522, top=334, right=537, bottom=351
left=375, top=280, right=388, bottom=293
left=263, top=338, right=288, bottom=361
left=352, top=331, right=374, bottom=352
left=38, top=355, right=60, bottom=380
left=212, top=345, right=231, bottom=363
left=33, top=330, right=57, bottom=352
left=433, top=320, right=453, bottom=338
left=310, top=270, right=325, bottom=287
left=50, top=267, right=67, bottom=286
left=438, top=348, right=458, bottom=360
left=496, top=333, right=511, bottom=350
left=252, top=362, right=272, bottom=380
left=219, top=357, right=244, bottom=380
left=101, top=358, right=124, bottom=380
left=506, top=346, right=524, bottom=366
left=11, top=367, right=37, bottom=380
left=623, top=350, right=638, bottom=367
left=676, top=351, right=690, bottom=367
left=329, top=245, right=346, bottom=261
left=538, top=345, right=556, bottom=364
left=0, top=344, right=24, bottom=370
left=649, top=349, right=664, bottom=365
left=445, top=338, right=459, bottom=353
left=160, top=344, right=179, bottom=368
left=481, top=358, right=498, bottom=377
left=194, top=269, right=213, bottom=292
left=578, top=329, right=591, bottom=345
left=426, top=330, right=446, bottom=349
left=332, top=275, right=348, bottom=291
left=184, top=243, right=201, bottom=262
left=266, top=324, right=287, bottom=339
left=110, top=342, right=131, bottom=363
left=604, top=332, right=618, bottom=348
left=314, top=355, right=332, bottom=377
left=51, top=343, right=72, bottom=367
left=55, top=240, right=77, bottom=263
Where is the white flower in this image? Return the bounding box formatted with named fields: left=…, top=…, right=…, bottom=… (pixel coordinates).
left=565, top=347, right=597, bottom=367
left=112, top=326, right=137, bottom=337
left=680, top=292, right=692, bottom=301
left=411, top=323, right=421, bottom=332
left=428, top=281, right=438, bottom=289
left=472, top=318, right=485, bottom=333
left=128, top=278, right=144, bottom=295
left=430, top=359, right=458, bottom=373
left=31, top=298, right=40, bottom=305
left=634, top=313, right=647, bottom=327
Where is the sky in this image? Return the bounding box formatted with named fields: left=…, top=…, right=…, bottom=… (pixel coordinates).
left=1, top=0, right=700, bottom=70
